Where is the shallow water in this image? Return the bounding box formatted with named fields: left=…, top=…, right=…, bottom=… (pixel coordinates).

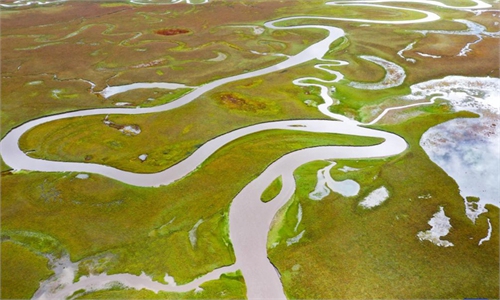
left=309, top=162, right=360, bottom=200
left=1, top=0, right=496, bottom=298
left=416, top=76, right=500, bottom=209
left=416, top=206, right=454, bottom=247
left=359, top=186, right=390, bottom=209
left=421, top=115, right=500, bottom=208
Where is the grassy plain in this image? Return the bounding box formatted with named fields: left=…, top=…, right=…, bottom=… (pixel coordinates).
left=0, top=0, right=328, bottom=138
left=268, top=110, right=499, bottom=299
left=17, top=71, right=332, bottom=173
left=2, top=0, right=497, bottom=139
left=1, top=0, right=499, bottom=299
left=2, top=130, right=382, bottom=288
left=261, top=176, right=283, bottom=203
left=0, top=242, right=53, bottom=299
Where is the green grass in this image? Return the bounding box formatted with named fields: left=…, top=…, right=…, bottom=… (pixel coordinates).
left=16, top=55, right=340, bottom=174
left=1, top=242, right=53, bottom=299
left=105, top=210, right=235, bottom=284
left=1, top=230, right=66, bottom=257
left=0, top=0, right=328, bottom=137
left=1, top=155, right=11, bottom=172
left=268, top=111, right=499, bottom=299
left=3, top=129, right=383, bottom=285
left=2, top=1, right=498, bottom=298
left=19, top=123, right=379, bottom=173
left=261, top=175, right=283, bottom=203
left=267, top=194, right=303, bottom=249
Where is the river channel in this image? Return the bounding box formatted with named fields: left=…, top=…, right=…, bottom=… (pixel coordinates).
left=0, top=0, right=496, bottom=299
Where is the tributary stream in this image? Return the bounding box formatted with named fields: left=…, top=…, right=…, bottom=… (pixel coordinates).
left=0, top=0, right=495, bottom=299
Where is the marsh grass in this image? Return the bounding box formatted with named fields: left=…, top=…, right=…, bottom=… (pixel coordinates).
left=17, top=66, right=336, bottom=174
left=1, top=155, right=11, bottom=172
left=268, top=194, right=305, bottom=248
left=2, top=0, right=499, bottom=298
left=0, top=0, right=327, bottom=136
left=261, top=176, right=283, bottom=203
left=1, top=242, right=53, bottom=299
left=1, top=230, right=65, bottom=257
left=334, top=13, right=499, bottom=85
left=3, top=129, right=383, bottom=287
left=19, top=118, right=378, bottom=173
left=106, top=210, right=235, bottom=284
left=275, top=4, right=429, bottom=27
left=268, top=111, right=499, bottom=299
left=0, top=75, right=105, bottom=138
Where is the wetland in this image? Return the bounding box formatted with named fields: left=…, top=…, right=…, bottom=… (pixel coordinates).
left=1, top=0, right=499, bottom=299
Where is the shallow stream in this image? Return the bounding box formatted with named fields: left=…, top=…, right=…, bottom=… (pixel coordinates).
left=0, top=0, right=497, bottom=298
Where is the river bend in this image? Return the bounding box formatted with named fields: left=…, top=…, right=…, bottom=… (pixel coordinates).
left=0, top=0, right=493, bottom=299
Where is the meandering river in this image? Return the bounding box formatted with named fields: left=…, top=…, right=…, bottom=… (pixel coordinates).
left=0, top=0, right=495, bottom=299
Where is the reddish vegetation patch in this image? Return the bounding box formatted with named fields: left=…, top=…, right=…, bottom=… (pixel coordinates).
left=155, top=28, right=190, bottom=36
left=218, top=93, right=266, bottom=112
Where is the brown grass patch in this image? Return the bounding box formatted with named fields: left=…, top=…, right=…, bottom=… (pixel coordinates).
left=155, top=28, right=190, bottom=36
left=218, top=92, right=267, bottom=112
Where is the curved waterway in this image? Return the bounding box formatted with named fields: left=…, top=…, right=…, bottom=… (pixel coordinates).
left=2, top=7, right=436, bottom=184
left=0, top=1, right=493, bottom=299
left=229, top=127, right=406, bottom=298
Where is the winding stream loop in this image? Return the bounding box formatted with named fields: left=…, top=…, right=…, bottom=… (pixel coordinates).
left=0, top=0, right=494, bottom=299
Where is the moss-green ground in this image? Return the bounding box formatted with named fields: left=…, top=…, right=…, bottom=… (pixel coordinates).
left=261, top=175, right=283, bottom=203
left=268, top=111, right=499, bottom=299
left=1, top=0, right=499, bottom=298
left=2, top=130, right=382, bottom=286
left=1, top=242, right=54, bottom=299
